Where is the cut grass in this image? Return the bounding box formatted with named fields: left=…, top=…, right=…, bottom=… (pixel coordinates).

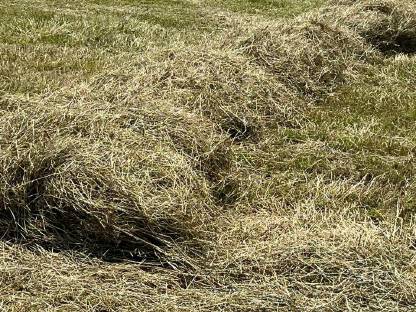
left=1, top=0, right=416, bottom=311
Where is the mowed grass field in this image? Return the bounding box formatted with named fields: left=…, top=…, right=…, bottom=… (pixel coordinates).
left=1, top=0, right=416, bottom=311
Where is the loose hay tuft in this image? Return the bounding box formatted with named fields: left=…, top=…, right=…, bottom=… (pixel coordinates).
left=329, top=0, right=416, bottom=54
left=241, top=16, right=376, bottom=99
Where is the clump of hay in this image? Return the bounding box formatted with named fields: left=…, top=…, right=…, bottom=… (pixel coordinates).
left=140, top=49, right=304, bottom=142
left=329, top=0, right=416, bottom=54
left=0, top=99, right=230, bottom=263
left=241, top=18, right=375, bottom=99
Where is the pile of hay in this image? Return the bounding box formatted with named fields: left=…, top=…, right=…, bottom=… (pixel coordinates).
left=0, top=96, right=230, bottom=263
left=2, top=0, right=416, bottom=310
left=241, top=13, right=376, bottom=99
left=329, top=0, right=416, bottom=54
left=150, top=49, right=303, bottom=140
left=1, top=0, right=416, bottom=266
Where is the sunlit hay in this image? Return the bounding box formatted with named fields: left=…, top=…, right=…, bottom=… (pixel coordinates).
left=0, top=100, right=228, bottom=262
left=2, top=0, right=416, bottom=310
left=52, top=68, right=235, bottom=178
left=166, top=49, right=306, bottom=140
left=328, top=0, right=416, bottom=54
left=206, top=209, right=416, bottom=310
left=0, top=0, right=401, bottom=264
left=71, top=47, right=305, bottom=146
left=241, top=17, right=375, bottom=99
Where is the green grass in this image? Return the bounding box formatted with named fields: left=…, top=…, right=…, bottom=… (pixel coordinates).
left=208, top=0, right=328, bottom=17
left=0, top=0, right=329, bottom=96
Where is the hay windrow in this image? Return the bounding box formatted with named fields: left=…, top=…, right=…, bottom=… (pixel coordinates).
left=0, top=0, right=412, bottom=262
left=2, top=0, right=416, bottom=310
left=2, top=0, right=414, bottom=262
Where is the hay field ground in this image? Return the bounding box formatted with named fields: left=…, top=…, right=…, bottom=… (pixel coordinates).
left=1, top=0, right=416, bottom=311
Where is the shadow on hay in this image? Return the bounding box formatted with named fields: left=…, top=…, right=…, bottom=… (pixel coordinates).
left=364, top=2, right=416, bottom=55
left=369, top=32, right=416, bottom=55
left=0, top=205, right=188, bottom=264
left=333, top=0, right=416, bottom=55
left=0, top=159, right=194, bottom=264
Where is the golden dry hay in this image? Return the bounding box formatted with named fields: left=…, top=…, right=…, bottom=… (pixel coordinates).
left=1, top=0, right=416, bottom=310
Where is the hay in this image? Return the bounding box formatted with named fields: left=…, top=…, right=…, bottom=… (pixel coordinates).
left=329, top=0, right=416, bottom=54
left=0, top=98, right=229, bottom=262
left=241, top=16, right=375, bottom=99
left=2, top=0, right=416, bottom=310
left=137, top=48, right=304, bottom=141
left=0, top=0, right=411, bottom=262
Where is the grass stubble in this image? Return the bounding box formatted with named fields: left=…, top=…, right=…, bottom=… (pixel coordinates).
left=1, top=0, right=416, bottom=311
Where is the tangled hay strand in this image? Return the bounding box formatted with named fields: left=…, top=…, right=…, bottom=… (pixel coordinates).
left=329, top=0, right=416, bottom=54
left=108, top=48, right=305, bottom=142
left=241, top=17, right=375, bottom=99
left=205, top=208, right=416, bottom=310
